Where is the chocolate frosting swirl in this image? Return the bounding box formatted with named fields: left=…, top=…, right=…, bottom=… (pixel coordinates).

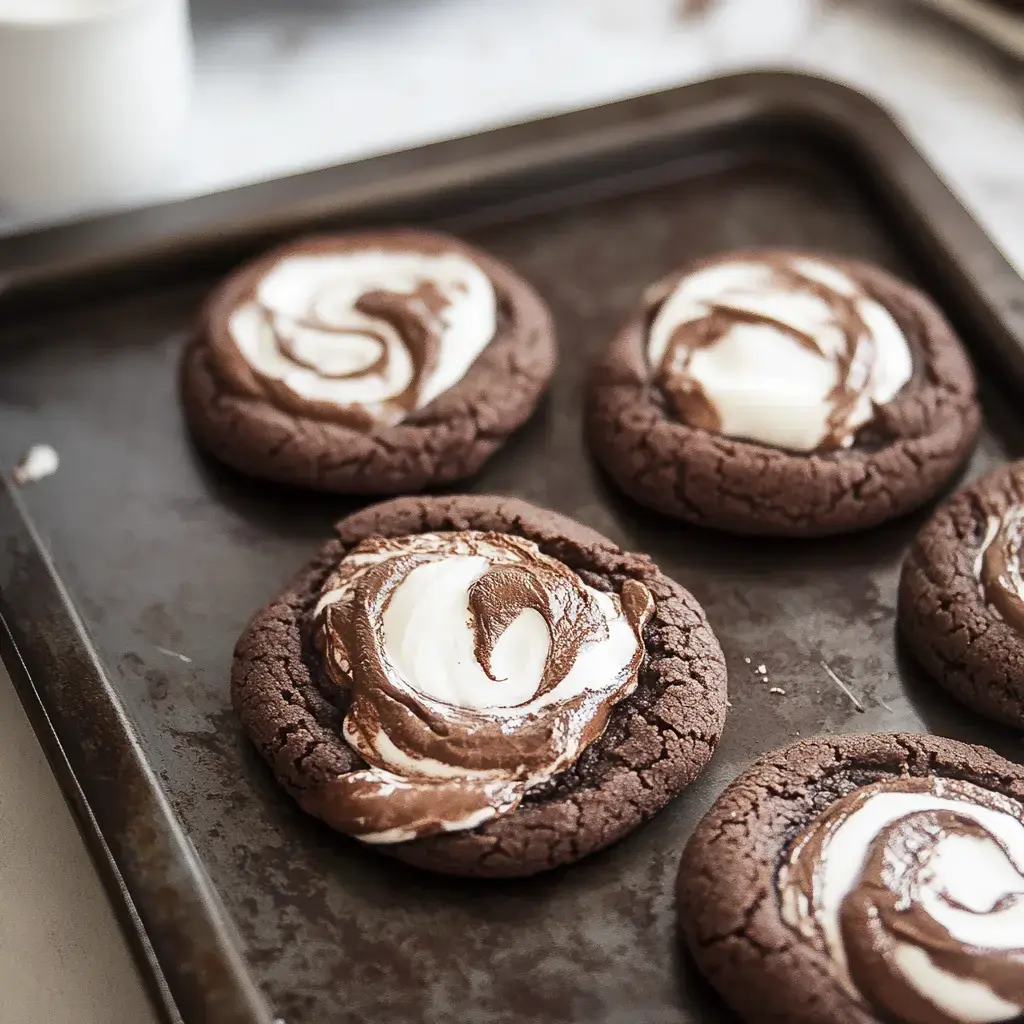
left=779, top=776, right=1024, bottom=1024
left=309, top=532, right=654, bottom=843
left=646, top=255, right=912, bottom=452
left=227, top=245, right=497, bottom=428
left=977, top=507, right=1024, bottom=634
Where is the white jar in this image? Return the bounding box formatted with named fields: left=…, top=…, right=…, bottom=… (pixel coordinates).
left=0, top=0, right=193, bottom=216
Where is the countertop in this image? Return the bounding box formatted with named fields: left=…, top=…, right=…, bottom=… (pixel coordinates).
left=1, top=1, right=1022, bottom=1022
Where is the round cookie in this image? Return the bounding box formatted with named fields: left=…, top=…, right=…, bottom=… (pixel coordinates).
left=232, top=494, right=728, bottom=877
left=587, top=250, right=980, bottom=536
left=181, top=229, right=556, bottom=494
left=677, top=732, right=1024, bottom=1024
left=900, top=460, right=1024, bottom=728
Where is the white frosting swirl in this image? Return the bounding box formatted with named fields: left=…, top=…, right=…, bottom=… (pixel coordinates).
left=780, top=777, right=1024, bottom=1024
left=310, top=532, right=653, bottom=844
left=647, top=257, right=913, bottom=451
left=229, top=249, right=496, bottom=424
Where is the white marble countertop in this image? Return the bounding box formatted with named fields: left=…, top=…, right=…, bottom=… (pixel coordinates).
left=2, top=1, right=1022, bottom=1022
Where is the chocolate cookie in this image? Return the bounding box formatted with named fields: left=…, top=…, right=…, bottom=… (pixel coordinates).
left=587, top=251, right=980, bottom=536
left=181, top=230, right=556, bottom=493
left=677, top=732, right=1024, bottom=1024
left=900, top=460, right=1024, bottom=728
left=232, top=494, right=728, bottom=877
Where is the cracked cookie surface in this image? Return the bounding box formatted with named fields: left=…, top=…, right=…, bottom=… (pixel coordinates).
left=586, top=252, right=980, bottom=536
left=181, top=230, right=556, bottom=494
left=899, top=460, right=1024, bottom=728
left=676, top=732, right=1024, bottom=1024
left=231, top=494, right=728, bottom=877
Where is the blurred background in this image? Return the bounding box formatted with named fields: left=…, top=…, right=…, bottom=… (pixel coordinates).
left=2, top=0, right=1024, bottom=269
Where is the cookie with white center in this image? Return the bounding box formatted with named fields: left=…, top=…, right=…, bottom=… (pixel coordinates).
left=677, top=733, right=1024, bottom=1024
left=900, top=461, right=1024, bottom=728
left=181, top=230, right=556, bottom=493
left=232, top=494, right=727, bottom=876
left=587, top=251, right=980, bottom=536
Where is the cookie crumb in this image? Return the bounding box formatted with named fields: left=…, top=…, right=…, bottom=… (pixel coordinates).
left=12, top=444, right=59, bottom=486
left=756, top=664, right=767, bottom=675
left=743, top=657, right=751, bottom=664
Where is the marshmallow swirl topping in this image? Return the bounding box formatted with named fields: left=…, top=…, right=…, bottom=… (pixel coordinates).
left=647, top=256, right=914, bottom=452
left=310, top=531, right=654, bottom=844
left=779, top=776, right=1024, bottom=1024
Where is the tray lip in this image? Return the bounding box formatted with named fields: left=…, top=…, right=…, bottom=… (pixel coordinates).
left=2, top=68, right=1024, bottom=1024
left=0, top=66, right=804, bottom=266
left=0, top=69, right=1012, bottom=305
left=0, top=479, right=275, bottom=1024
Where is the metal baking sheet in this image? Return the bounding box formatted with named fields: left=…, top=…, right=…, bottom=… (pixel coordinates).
left=1, top=72, right=1024, bottom=1024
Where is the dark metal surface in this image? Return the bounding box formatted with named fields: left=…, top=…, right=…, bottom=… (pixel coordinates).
left=1, top=72, right=1023, bottom=1024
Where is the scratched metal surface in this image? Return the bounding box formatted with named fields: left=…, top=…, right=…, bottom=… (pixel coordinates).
left=1, top=80, right=1023, bottom=1024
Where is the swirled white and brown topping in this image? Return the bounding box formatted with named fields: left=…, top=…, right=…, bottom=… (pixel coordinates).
left=310, top=531, right=654, bottom=843
left=228, top=244, right=497, bottom=428
left=647, top=255, right=913, bottom=452
left=779, top=775, right=1024, bottom=1024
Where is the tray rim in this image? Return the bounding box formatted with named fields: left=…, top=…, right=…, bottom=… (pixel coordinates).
left=2, top=69, right=1024, bottom=1024
left=0, top=70, right=1016, bottom=325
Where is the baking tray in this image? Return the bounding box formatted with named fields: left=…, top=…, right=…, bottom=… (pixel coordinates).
left=2, top=71, right=1024, bottom=1024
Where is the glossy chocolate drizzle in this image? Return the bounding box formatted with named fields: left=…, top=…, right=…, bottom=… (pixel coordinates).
left=654, top=258, right=880, bottom=450
left=307, top=532, right=654, bottom=843
left=977, top=506, right=1024, bottom=633
left=780, top=777, right=1024, bottom=1024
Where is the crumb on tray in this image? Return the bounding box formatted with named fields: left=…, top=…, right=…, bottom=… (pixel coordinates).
left=12, top=444, right=60, bottom=486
